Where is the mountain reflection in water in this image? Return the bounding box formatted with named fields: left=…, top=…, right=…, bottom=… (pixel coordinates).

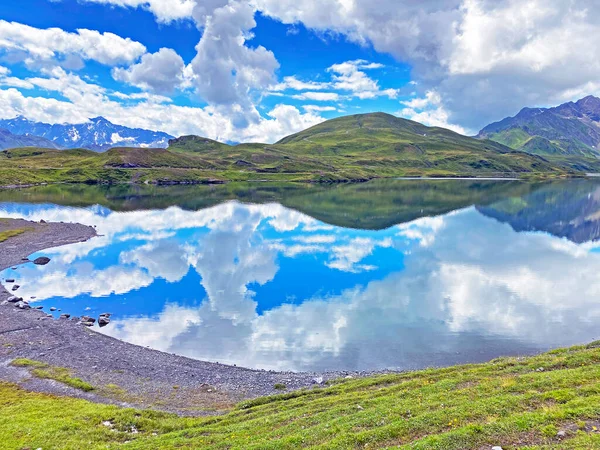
left=1, top=179, right=599, bottom=372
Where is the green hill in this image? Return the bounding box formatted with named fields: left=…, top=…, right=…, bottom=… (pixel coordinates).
left=1, top=112, right=597, bottom=186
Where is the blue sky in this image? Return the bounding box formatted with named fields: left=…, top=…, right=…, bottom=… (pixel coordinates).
left=0, top=0, right=597, bottom=142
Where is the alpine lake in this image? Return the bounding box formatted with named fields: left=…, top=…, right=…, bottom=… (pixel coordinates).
left=1, top=179, right=599, bottom=372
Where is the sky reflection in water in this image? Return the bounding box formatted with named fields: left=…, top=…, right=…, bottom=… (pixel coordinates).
left=2, top=182, right=600, bottom=372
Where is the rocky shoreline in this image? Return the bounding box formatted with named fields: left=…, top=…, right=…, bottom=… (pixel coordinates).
left=0, top=219, right=367, bottom=415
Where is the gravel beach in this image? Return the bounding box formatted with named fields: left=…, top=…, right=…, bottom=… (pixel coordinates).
left=0, top=219, right=360, bottom=415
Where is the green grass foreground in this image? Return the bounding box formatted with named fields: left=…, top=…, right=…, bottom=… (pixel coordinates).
left=3, top=344, right=600, bottom=449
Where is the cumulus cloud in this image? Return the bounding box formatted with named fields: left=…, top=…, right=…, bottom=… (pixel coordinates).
left=112, top=48, right=188, bottom=94
left=0, top=78, right=323, bottom=143
left=189, top=0, right=279, bottom=126
left=328, top=60, right=398, bottom=99
left=254, top=0, right=600, bottom=131
left=270, top=75, right=331, bottom=91
left=0, top=20, right=146, bottom=67
left=398, top=90, right=467, bottom=134
left=80, top=0, right=195, bottom=23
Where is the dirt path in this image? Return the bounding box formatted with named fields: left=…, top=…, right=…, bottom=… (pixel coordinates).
left=0, top=219, right=349, bottom=416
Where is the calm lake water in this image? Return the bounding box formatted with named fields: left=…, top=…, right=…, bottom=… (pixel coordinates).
left=1, top=180, right=599, bottom=372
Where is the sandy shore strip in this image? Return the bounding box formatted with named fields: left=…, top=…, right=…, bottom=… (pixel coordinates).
left=0, top=218, right=365, bottom=416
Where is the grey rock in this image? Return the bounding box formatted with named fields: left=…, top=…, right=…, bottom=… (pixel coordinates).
left=557, top=430, right=566, bottom=438
left=81, top=316, right=96, bottom=324
left=49, top=307, right=57, bottom=311
left=5, top=278, right=15, bottom=283
left=33, top=257, right=51, bottom=265
left=59, top=314, right=71, bottom=319
left=7, top=296, right=21, bottom=303
left=15, top=301, right=31, bottom=310
left=98, top=315, right=111, bottom=327
left=35, top=306, right=44, bottom=310
left=11, top=285, right=20, bottom=291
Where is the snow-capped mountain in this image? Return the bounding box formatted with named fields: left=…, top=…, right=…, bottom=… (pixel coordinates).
left=0, top=116, right=174, bottom=151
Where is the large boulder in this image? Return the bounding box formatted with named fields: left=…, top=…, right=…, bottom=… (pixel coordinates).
left=33, top=257, right=51, bottom=266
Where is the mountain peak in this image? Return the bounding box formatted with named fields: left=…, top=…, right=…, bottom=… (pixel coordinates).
left=89, top=116, right=111, bottom=124
left=575, top=95, right=600, bottom=116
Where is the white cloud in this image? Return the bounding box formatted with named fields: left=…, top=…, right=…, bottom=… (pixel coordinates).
left=112, top=48, right=188, bottom=94
left=328, top=60, right=398, bottom=99
left=189, top=0, right=279, bottom=126
left=80, top=0, right=195, bottom=23
left=0, top=80, right=323, bottom=143
left=291, top=91, right=340, bottom=101
left=399, top=90, right=467, bottom=134
left=302, top=105, right=337, bottom=113
left=0, top=20, right=146, bottom=67
left=254, top=0, right=600, bottom=130
left=270, top=75, right=331, bottom=91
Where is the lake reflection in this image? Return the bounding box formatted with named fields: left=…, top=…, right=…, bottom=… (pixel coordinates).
left=1, top=180, right=600, bottom=372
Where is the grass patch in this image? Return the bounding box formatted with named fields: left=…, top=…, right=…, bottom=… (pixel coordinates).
left=0, top=227, right=31, bottom=242
left=11, top=358, right=95, bottom=392
left=273, top=383, right=287, bottom=391
left=2, top=345, right=600, bottom=448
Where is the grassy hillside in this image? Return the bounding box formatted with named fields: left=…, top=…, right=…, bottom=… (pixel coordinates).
left=3, top=343, right=600, bottom=449
left=1, top=113, right=598, bottom=186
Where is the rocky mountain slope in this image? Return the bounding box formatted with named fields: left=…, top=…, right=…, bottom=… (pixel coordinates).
left=478, top=95, right=600, bottom=157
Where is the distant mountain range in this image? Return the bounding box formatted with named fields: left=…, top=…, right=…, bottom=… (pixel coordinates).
left=0, top=116, right=173, bottom=152
left=0, top=128, right=61, bottom=151
left=478, top=95, right=600, bottom=157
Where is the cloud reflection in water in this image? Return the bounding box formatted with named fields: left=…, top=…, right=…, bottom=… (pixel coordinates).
left=1, top=200, right=600, bottom=372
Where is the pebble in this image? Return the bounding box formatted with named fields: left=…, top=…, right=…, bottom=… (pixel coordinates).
left=557, top=430, right=566, bottom=438
left=492, top=447, right=503, bottom=450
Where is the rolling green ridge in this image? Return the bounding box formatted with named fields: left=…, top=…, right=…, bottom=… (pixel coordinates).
left=3, top=344, right=600, bottom=449
left=1, top=113, right=595, bottom=186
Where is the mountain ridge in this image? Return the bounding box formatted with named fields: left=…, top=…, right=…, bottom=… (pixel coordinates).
left=0, top=116, right=174, bottom=152
left=0, top=128, right=61, bottom=151
left=478, top=95, right=600, bottom=157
